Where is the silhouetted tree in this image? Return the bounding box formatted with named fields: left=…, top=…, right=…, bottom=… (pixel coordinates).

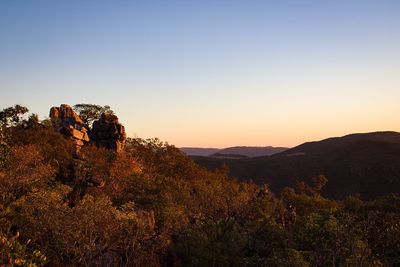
left=0, top=105, right=29, bottom=128
left=73, top=104, right=113, bottom=125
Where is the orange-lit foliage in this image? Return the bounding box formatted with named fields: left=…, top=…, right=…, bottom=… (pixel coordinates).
left=0, top=105, right=398, bottom=266
left=0, top=145, right=55, bottom=201
left=281, top=175, right=339, bottom=215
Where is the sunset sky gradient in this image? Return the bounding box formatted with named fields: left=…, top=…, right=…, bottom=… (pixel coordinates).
left=1, top=0, right=399, bottom=147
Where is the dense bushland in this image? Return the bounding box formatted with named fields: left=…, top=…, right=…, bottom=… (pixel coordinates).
left=0, top=105, right=399, bottom=266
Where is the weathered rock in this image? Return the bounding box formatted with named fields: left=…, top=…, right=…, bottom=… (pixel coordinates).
left=49, top=104, right=90, bottom=148
left=49, top=105, right=126, bottom=153
left=90, top=112, right=126, bottom=152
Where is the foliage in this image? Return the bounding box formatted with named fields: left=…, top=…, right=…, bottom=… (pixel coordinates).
left=12, top=187, right=151, bottom=266
left=73, top=103, right=113, bottom=125
left=0, top=232, right=47, bottom=266
left=0, top=104, right=399, bottom=266
left=173, top=219, right=247, bottom=267
left=0, top=105, right=29, bottom=128
left=281, top=175, right=339, bottom=215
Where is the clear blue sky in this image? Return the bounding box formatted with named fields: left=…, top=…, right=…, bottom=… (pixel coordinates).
left=1, top=0, right=399, bottom=147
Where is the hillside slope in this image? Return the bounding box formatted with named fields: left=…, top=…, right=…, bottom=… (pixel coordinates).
left=193, top=131, right=400, bottom=199
left=180, top=147, right=220, bottom=156
left=217, top=146, right=288, bottom=157
left=181, top=146, right=288, bottom=157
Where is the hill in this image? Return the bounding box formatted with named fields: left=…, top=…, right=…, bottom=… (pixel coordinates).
left=281, top=131, right=400, bottom=156
left=210, top=152, right=248, bottom=159
left=180, top=147, right=220, bottom=156
left=193, top=131, right=400, bottom=199
left=181, top=146, right=288, bottom=157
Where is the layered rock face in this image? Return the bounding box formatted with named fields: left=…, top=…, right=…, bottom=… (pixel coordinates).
left=90, top=113, right=126, bottom=152
left=49, top=104, right=126, bottom=152
left=49, top=104, right=90, bottom=148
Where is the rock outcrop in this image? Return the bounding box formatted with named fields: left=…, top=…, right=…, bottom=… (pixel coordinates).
left=90, top=113, right=126, bottom=152
left=49, top=104, right=90, bottom=148
left=49, top=105, right=126, bottom=153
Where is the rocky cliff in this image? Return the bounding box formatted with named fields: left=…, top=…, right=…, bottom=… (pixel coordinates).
left=90, top=112, right=126, bottom=152
left=49, top=104, right=126, bottom=152
left=49, top=104, right=90, bottom=148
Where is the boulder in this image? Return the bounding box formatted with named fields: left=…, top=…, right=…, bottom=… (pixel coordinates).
left=90, top=112, right=126, bottom=152
left=49, top=105, right=126, bottom=153
left=49, top=104, right=90, bottom=149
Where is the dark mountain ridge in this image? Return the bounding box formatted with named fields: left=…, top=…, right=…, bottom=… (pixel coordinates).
left=281, top=131, right=400, bottom=156
left=193, top=131, right=400, bottom=199
left=180, top=147, right=220, bottom=156
left=181, top=146, right=288, bottom=157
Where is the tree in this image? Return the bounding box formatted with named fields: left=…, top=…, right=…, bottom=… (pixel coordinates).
left=73, top=104, right=113, bottom=126
left=280, top=176, right=339, bottom=216
left=0, top=105, right=29, bottom=128
left=173, top=219, right=247, bottom=267
left=0, top=145, right=55, bottom=203
left=0, top=105, right=29, bottom=147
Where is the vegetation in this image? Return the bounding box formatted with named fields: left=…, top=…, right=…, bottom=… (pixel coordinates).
left=72, top=104, right=113, bottom=126
left=0, top=105, right=399, bottom=266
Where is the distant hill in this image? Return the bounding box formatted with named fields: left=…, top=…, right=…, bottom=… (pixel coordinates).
left=192, top=131, right=400, bottom=199
left=180, top=146, right=288, bottom=157
left=217, top=146, right=288, bottom=157
left=180, top=147, right=221, bottom=157
left=210, top=153, right=248, bottom=159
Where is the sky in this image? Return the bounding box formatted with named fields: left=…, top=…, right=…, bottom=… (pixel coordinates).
left=1, top=0, right=400, bottom=148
